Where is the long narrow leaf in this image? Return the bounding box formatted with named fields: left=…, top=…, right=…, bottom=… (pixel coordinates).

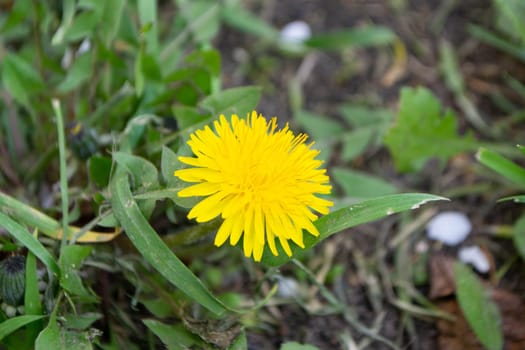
left=110, top=166, right=231, bottom=316
left=0, top=315, right=45, bottom=341
left=476, top=147, right=525, bottom=189
left=262, top=193, right=447, bottom=266
left=0, top=212, right=59, bottom=276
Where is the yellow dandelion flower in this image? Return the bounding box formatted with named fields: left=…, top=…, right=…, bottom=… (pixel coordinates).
left=174, top=111, right=333, bottom=261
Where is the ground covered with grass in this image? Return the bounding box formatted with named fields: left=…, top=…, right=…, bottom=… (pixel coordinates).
left=1, top=0, right=525, bottom=349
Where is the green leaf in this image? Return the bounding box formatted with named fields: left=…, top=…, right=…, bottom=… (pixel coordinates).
left=25, top=251, right=42, bottom=316
left=228, top=330, right=247, bottom=350
left=88, top=156, right=112, bottom=188
left=1, top=53, right=44, bottom=106
left=0, top=212, right=59, bottom=276
left=59, top=245, right=95, bottom=300
left=280, top=342, right=320, bottom=350
left=172, top=106, right=210, bottom=130
left=35, top=314, right=61, bottom=350
left=340, top=128, right=374, bottom=161
left=262, top=193, right=447, bottom=266
left=384, top=87, right=477, bottom=173
left=110, top=166, right=231, bottom=316
left=332, top=168, right=398, bottom=198
left=513, top=215, right=525, bottom=260
left=221, top=6, right=279, bottom=41
left=339, top=104, right=392, bottom=127
left=454, top=262, right=503, bottom=350
left=56, top=52, right=93, bottom=93
left=138, top=0, right=158, bottom=53
left=113, top=152, right=159, bottom=191
left=494, top=0, right=525, bottom=44
left=294, top=110, right=344, bottom=140
left=178, top=1, right=220, bottom=45
left=24, top=249, right=43, bottom=342
left=476, top=147, right=525, bottom=189
left=143, top=320, right=202, bottom=350
left=0, top=315, right=45, bottom=341
left=161, top=146, right=199, bottom=209
left=439, top=40, right=464, bottom=94
left=99, top=0, right=126, bottom=46
left=200, top=86, right=261, bottom=118
left=305, top=26, right=396, bottom=51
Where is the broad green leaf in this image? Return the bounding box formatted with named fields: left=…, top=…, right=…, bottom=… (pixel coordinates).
left=110, top=166, right=231, bottom=316
left=161, top=146, right=199, bottom=209
left=0, top=315, right=45, bottom=341
left=57, top=52, right=93, bottom=93
left=0, top=212, right=59, bottom=276
left=262, top=193, right=447, bottom=266
left=200, top=86, right=261, bottom=118
left=305, top=26, right=396, bottom=50
left=280, top=342, right=320, bottom=350
left=384, top=87, right=477, bottom=173
left=1, top=53, right=44, bottom=106
left=35, top=315, right=60, bottom=350
left=172, top=106, right=210, bottom=129
left=454, top=263, right=503, bottom=350
left=294, top=110, right=344, bottom=140
left=143, top=320, right=202, bottom=350
left=59, top=245, right=95, bottom=300
left=88, top=156, right=112, bottom=188
left=112, top=152, right=158, bottom=191
left=476, top=147, right=525, bottom=189
left=63, top=313, right=102, bottom=330
left=221, top=6, right=279, bottom=41
left=332, top=168, right=398, bottom=198
left=513, top=215, right=525, bottom=260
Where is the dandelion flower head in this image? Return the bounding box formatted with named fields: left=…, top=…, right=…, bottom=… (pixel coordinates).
left=174, top=111, right=333, bottom=261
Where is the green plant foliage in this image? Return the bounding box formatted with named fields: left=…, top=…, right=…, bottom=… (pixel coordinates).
left=332, top=167, right=398, bottom=198
left=513, top=215, right=525, bottom=260
left=59, top=245, right=95, bottom=301
left=477, top=147, right=525, bottom=188
left=261, top=193, right=447, bottom=266
left=280, top=342, right=320, bottom=350
left=454, top=262, right=503, bottom=350
left=110, top=166, right=230, bottom=316
left=143, top=320, right=204, bottom=349
left=384, top=87, right=477, bottom=172
left=305, top=26, right=396, bottom=50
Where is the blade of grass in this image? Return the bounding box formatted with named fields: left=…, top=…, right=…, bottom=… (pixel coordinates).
left=0, top=315, right=45, bottom=341
left=476, top=147, right=525, bottom=189
left=0, top=191, right=121, bottom=243
left=51, top=99, right=69, bottom=251
left=25, top=233, right=43, bottom=341
left=110, top=166, right=231, bottom=316
left=0, top=212, right=59, bottom=276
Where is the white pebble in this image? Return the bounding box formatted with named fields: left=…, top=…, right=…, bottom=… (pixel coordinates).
left=276, top=277, right=300, bottom=298
left=426, top=211, right=472, bottom=246
left=4, top=305, right=16, bottom=318
left=458, top=246, right=490, bottom=273
left=280, top=21, right=312, bottom=44
left=16, top=305, right=24, bottom=315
